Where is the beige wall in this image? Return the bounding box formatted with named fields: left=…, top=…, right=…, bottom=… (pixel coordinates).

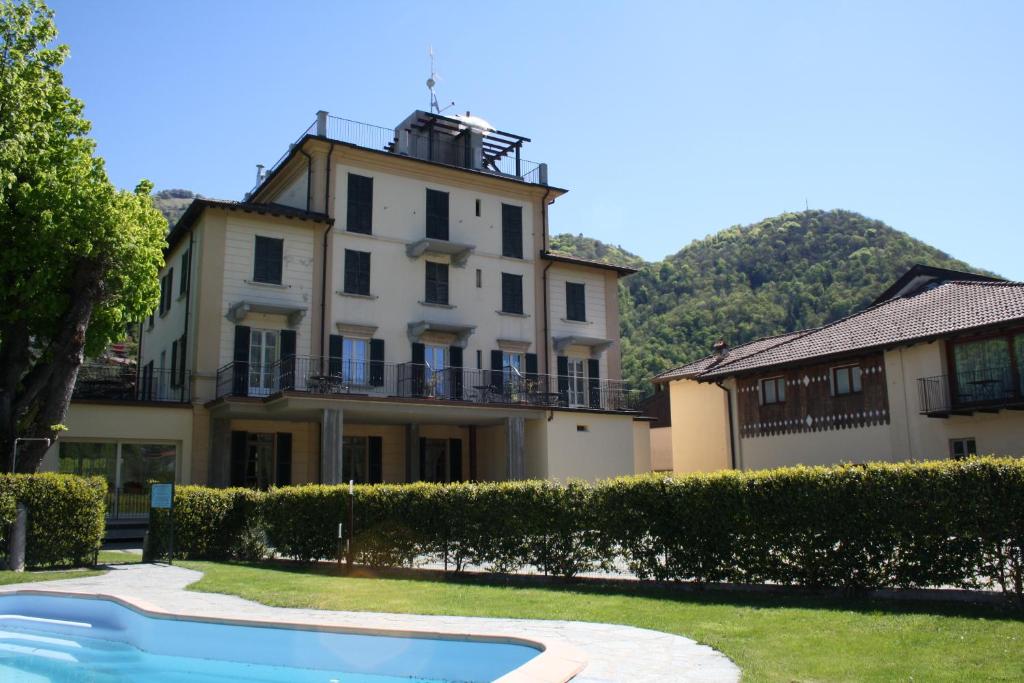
left=43, top=403, right=194, bottom=483
left=229, top=419, right=320, bottom=484
left=544, top=411, right=637, bottom=481
left=649, top=426, right=673, bottom=471
left=475, top=424, right=507, bottom=481
left=632, top=419, right=652, bottom=475
left=546, top=262, right=612, bottom=382
left=667, top=379, right=732, bottom=473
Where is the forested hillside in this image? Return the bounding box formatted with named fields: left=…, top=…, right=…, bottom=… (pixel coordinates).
left=152, top=188, right=199, bottom=226
left=550, top=210, right=991, bottom=389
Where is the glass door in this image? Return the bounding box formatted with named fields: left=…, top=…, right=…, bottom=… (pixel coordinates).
left=567, top=359, right=586, bottom=407
left=248, top=329, right=279, bottom=396
left=245, top=433, right=275, bottom=490
left=425, top=345, right=446, bottom=397
left=343, top=338, right=367, bottom=385
left=422, top=439, right=448, bottom=483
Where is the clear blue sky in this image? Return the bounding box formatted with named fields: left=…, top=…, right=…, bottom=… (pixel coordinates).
left=49, top=0, right=1023, bottom=279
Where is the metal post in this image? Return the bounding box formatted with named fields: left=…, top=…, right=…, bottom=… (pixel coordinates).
left=346, top=480, right=354, bottom=569
left=7, top=503, right=27, bottom=572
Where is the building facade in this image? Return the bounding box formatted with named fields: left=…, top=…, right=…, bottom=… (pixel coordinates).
left=652, top=266, right=1024, bottom=471
left=44, top=109, right=649, bottom=513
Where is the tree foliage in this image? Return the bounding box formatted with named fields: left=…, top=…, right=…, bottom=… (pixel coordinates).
left=0, top=0, right=165, bottom=471
left=553, top=210, right=989, bottom=389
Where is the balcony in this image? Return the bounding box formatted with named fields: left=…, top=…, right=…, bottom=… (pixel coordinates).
left=917, top=365, right=1024, bottom=417
left=214, top=356, right=641, bottom=413
left=73, top=364, right=190, bottom=404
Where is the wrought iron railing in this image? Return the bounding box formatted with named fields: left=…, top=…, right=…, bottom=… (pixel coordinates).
left=918, top=365, right=1021, bottom=414
left=215, top=356, right=641, bottom=412
left=74, top=364, right=190, bottom=403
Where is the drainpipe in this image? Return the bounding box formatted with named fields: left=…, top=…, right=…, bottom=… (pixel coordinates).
left=300, top=149, right=313, bottom=212
left=717, top=381, right=738, bottom=470
left=539, top=187, right=553, bottom=374
left=320, top=143, right=336, bottom=358
left=181, top=229, right=194, bottom=401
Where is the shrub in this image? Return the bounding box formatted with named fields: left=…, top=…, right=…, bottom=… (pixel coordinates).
left=151, top=457, right=1024, bottom=595
left=0, top=473, right=106, bottom=567
left=146, top=486, right=265, bottom=561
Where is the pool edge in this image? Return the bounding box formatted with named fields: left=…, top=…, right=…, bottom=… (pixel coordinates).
left=4, top=588, right=588, bottom=682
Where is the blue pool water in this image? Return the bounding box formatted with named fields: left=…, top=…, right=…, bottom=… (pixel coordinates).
left=0, top=593, right=539, bottom=682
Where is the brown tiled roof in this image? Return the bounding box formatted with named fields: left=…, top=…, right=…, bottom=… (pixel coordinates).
left=166, top=199, right=332, bottom=252
left=694, top=281, right=1024, bottom=379
left=652, top=330, right=808, bottom=382
left=540, top=250, right=640, bottom=275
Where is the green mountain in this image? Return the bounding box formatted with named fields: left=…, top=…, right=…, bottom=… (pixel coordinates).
left=549, top=234, right=646, bottom=269
left=152, top=188, right=199, bottom=227
left=551, top=209, right=992, bottom=389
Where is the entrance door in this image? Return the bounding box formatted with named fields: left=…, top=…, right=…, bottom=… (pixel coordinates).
left=245, top=433, right=275, bottom=489
left=248, top=329, right=279, bottom=396
left=421, top=439, right=448, bottom=483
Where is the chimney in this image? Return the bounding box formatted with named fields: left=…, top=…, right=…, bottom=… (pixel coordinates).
left=712, top=339, right=729, bottom=358
left=255, top=164, right=266, bottom=185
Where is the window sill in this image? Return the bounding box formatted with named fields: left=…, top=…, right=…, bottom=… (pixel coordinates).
left=346, top=227, right=373, bottom=235
left=176, top=292, right=187, bottom=301
left=337, top=290, right=378, bottom=300
left=418, top=300, right=455, bottom=309
left=496, top=310, right=530, bottom=318
left=245, top=279, right=289, bottom=289
left=560, top=317, right=590, bottom=325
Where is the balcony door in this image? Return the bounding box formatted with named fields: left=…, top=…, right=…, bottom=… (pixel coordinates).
left=567, top=358, right=587, bottom=407
left=248, top=329, right=279, bottom=396
left=424, top=344, right=446, bottom=396
left=952, top=337, right=1013, bottom=405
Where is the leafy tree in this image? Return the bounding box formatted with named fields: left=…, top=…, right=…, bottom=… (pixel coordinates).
left=0, top=0, right=165, bottom=471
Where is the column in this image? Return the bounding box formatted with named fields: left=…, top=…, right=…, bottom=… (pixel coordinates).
left=209, top=418, right=231, bottom=487
left=506, top=416, right=525, bottom=480
left=321, top=408, right=344, bottom=484
left=405, top=423, right=420, bottom=482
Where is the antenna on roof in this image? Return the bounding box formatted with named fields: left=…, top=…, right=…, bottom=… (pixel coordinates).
left=426, top=46, right=455, bottom=114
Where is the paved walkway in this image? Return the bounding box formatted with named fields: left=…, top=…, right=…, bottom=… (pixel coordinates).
left=0, top=564, right=739, bottom=682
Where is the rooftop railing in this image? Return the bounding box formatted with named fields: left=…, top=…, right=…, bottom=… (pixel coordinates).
left=215, top=356, right=640, bottom=413
left=73, top=364, right=190, bottom=404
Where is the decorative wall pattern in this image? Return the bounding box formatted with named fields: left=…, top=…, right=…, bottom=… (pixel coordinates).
left=737, top=352, right=890, bottom=438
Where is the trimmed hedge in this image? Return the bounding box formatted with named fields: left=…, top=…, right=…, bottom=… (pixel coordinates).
left=157, top=458, right=1024, bottom=594
left=146, top=486, right=265, bottom=561
left=0, top=473, right=106, bottom=567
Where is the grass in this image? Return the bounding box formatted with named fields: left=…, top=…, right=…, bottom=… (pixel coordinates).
left=0, top=567, right=103, bottom=586
left=181, top=561, right=1024, bottom=682
left=96, top=549, right=142, bottom=565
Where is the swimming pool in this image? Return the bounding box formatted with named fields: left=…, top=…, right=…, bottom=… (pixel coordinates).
left=0, top=592, right=546, bottom=682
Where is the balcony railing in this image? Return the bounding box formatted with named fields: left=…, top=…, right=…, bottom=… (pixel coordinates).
left=918, top=365, right=1023, bottom=415
left=215, top=356, right=641, bottom=413
left=74, top=364, right=190, bottom=404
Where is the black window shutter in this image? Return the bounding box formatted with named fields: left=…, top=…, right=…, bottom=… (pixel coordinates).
left=501, top=273, right=523, bottom=314
left=525, top=353, right=538, bottom=384
left=329, top=334, right=343, bottom=375
left=501, top=204, right=523, bottom=258
left=369, top=339, right=385, bottom=387
left=170, top=339, right=178, bottom=387
left=490, top=350, right=504, bottom=392
left=449, top=438, right=463, bottom=483
left=232, top=325, right=251, bottom=395
left=230, top=431, right=248, bottom=487
left=344, top=249, right=370, bottom=295
left=418, top=437, right=427, bottom=482
left=426, top=189, right=449, bottom=240
left=411, top=343, right=426, bottom=396
left=566, top=282, right=586, bottom=321
left=557, top=356, right=569, bottom=406
left=280, top=330, right=296, bottom=358
left=346, top=174, right=373, bottom=234
left=178, top=334, right=187, bottom=388
left=368, top=436, right=383, bottom=484
left=449, top=346, right=463, bottom=400
left=276, top=432, right=292, bottom=486
left=179, top=250, right=190, bottom=295
left=254, top=236, right=283, bottom=284
left=279, top=329, right=297, bottom=391
left=588, top=358, right=601, bottom=409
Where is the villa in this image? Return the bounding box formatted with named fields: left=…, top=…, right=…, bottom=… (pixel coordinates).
left=650, top=264, right=1024, bottom=471
left=41, top=108, right=649, bottom=519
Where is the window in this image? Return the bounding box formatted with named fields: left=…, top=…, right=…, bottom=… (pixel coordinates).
left=346, top=173, right=373, bottom=234
left=567, top=358, right=586, bottom=407
left=501, top=204, right=523, bottom=258
left=832, top=365, right=863, bottom=396
left=342, top=337, right=368, bottom=385
left=342, top=436, right=369, bottom=484
left=343, top=249, right=371, bottom=295
left=476, top=349, right=482, bottom=369
left=179, top=249, right=190, bottom=296
left=502, top=351, right=524, bottom=384
left=425, top=261, right=449, bottom=305
left=248, top=329, right=279, bottom=396
left=950, top=438, right=977, bottom=460
left=566, top=282, right=586, bottom=321
left=760, top=376, right=786, bottom=404
left=253, top=236, right=283, bottom=284
left=424, top=344, right=446, bottom=396
left=501, top=273, right=523, bottom=314
left=475, top=198, right=481, bottom=217
left=158, top=269, right=173, bottom=315
left=475, top=269, right=482, bottom=288
left=952, top=336, right=1014, bottom=404
left=59, top=441, right=175, bottom=519
left=425, top=189, right=449, bottom=240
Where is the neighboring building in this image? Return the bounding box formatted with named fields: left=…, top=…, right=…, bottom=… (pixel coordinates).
left=43, top=108, right=648, bottom=516
left=652, top=265, right=1024, bottom=471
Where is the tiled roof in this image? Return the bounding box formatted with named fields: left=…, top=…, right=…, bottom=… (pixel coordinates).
left=540, top=250, right=640, bottom=275
left=657, top=280, right=1024, bottom=382
left=652, top=330, right=807, bottom=382
left=167, top=199, right=332, bottom=252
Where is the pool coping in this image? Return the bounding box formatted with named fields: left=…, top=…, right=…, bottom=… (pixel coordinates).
left=3, top=588, right=587, bottom=682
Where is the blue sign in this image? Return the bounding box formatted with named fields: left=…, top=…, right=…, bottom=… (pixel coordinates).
left=150, top=483, right=174, bottom=509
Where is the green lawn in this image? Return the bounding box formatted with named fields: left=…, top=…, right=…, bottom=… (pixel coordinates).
left=0, top=567, right=103, bottom=586
left=182, top=561, right=1024, bottom=682
left=96, top=549, right=142, bottom=565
